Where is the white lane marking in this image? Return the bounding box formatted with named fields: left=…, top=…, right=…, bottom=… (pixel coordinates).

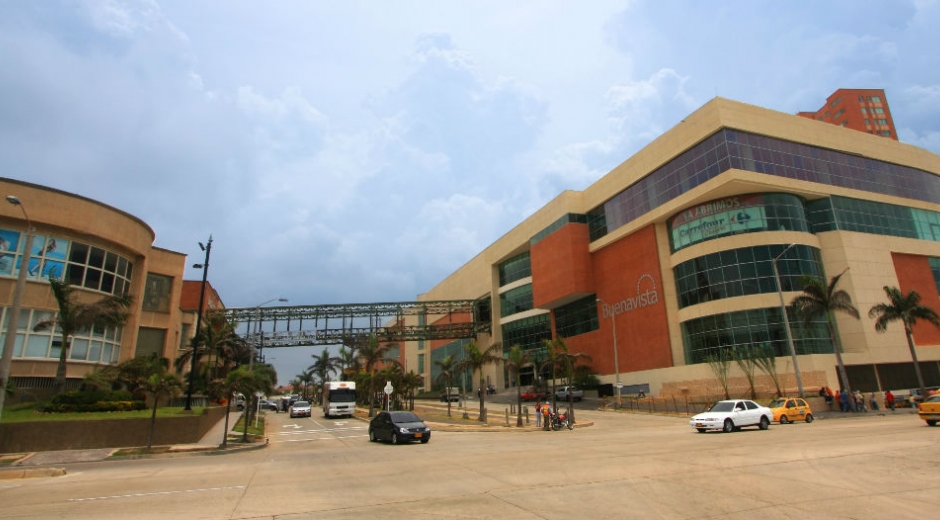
left=282, top=424, right=301, bottom=429
left=68, top=485, right=246, bottom=502
left=275, top=426, right=365, bottom=436
left=275, top=434, right=368, bottom=443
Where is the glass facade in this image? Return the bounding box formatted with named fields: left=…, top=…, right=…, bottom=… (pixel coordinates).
left=530, top=213, right=588, bottom=246
left=1, top=307, right=123, bottom=364
left=554, top=295, right=600, bottom=338
left=674, top=244, right=824, bottom=309
left=589, top=129, right=940, bottom=241
left=429, top=338, right=472, bottom=390
left=501, top=314, right=551, bottom=353
left=498, top=252, right=531, bottom=287
left=809, top=196, right=940, bottom=242
left=681, top=307, right=833, bottom=365
left=499, top=284, right=533, bottom=318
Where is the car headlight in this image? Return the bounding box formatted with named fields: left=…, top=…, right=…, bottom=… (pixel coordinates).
left=399, top=427, right=409, bottom=434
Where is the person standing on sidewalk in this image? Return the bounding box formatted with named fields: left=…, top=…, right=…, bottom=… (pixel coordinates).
left=886, top=390, right=895, bottom=411
left=542, top=402, right=551, bottom=431
left=535, top=400, right=542, bottom=428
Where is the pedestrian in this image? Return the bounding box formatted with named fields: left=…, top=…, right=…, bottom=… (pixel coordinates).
left=826, top=387, right=834, bottom=407
left=535, top=400, right=542, bottom=428
left=854, top=390, right=866, bottom=412
left=840, top=389, right=850, bottom=412
left=886, top=390, right=895, bottom=411
left=542, top=402, right=551, bottom=431
left=869, top=392, right=880, bottom=411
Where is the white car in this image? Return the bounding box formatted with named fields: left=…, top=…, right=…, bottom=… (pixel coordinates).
left=289, top=400, right=312, bottom=418
left=689, top=399, right=772, bottom=433
left=555, top=386, right=584, bottom=402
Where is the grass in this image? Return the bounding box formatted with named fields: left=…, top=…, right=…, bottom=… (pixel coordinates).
left=230, top=414, right=266, bottom=438
left=0, top=402, right=209, bottom=423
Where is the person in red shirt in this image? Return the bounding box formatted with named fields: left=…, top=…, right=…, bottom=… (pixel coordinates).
left=886, top=390, right=895, bottom=411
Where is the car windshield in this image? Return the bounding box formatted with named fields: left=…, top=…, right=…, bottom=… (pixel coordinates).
left=390, top=412, right=422, bottom=423
left=767, top=399, right=787, bottom=408
left=925, top=395, right=940, bottom=403
left=293, top=401, right=309, bottom=407
left=708, top=402, right=735, bottom=412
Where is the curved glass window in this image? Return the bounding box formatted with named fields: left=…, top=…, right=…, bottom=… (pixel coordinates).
left=669, top=193, right=811, bottom=252
left=682, top=307, right=833, bottom=365
left=0, top=229, right=133, bottom=297
left=1, top=307, right=123, bottom=364
left=498, top=252, right=531, bottom=287
left=499, top=284, right=533, bottom=318
left=674, top=244, right=823, bottom=309
left=588, top=129, right=940, bottom=242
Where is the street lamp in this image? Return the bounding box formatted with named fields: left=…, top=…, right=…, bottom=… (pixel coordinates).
left=184, top=236, right=212, bottom=411
left=0, top=196, right=35, bottom=427
left=772, top=243, right=804, bottom=398
left=252, top=297, right=288, bottom=369
left=596, top=298, right=622, bottom=406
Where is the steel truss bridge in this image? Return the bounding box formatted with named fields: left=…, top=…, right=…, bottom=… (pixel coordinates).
left=218, top=299, right=491, bottom=350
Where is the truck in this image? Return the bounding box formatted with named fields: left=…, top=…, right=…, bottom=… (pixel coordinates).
left=439, top=387, right=460, bottom=402
left=322, top=381, right=356, bottom=418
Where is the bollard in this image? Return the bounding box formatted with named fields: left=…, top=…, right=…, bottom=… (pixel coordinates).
left=525, top=406, right=529, bottom=425
left=505, top=408, right=510, bottom=426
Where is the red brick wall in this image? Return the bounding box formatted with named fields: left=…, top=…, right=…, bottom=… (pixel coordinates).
left=531, top=223, right=594, bottom=308
left=891, top=253, right=940, bottom=345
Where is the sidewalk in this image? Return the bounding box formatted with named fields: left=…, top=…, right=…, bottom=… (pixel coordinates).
left=0, top=410, right=254, bottom=477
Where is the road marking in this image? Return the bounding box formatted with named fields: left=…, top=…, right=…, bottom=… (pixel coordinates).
left=68, top=485, right=246, bottom=502
left=282, top=424, right=301, bottom=429
left=275, top=434, right=369, bottom=443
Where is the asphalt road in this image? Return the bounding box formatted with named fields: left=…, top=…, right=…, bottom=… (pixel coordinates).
left=0, top=407, right=936, bottom=519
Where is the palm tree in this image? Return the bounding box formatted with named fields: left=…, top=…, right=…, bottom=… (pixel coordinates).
left=308, top=347, right=341, bottom=397
left=336, top=346, right=359, bottom=381
left=869, top=286, right=940, bottom=401
left=504, top=345, right=531, bottom=427
left=401, top=370, right=424, bottom=411
left=141, top=371, right=183, bottom=450
left=547, top=337, right=591, bottom=423
left=790, top=270, right=859, bottom=395
left=455, top=340, right=503, bottom=422
left=296, top=370, right=315, bottom=402
left=357, top=334, right=393, bottom=417
left=32, top=277, right=132, bottom=395
left=435, top=355, right=457, bottom=417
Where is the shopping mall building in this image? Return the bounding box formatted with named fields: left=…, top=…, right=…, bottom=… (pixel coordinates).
left=409, top=96, right=940, bottom=399
left=0, top=179, right=219, bottom=399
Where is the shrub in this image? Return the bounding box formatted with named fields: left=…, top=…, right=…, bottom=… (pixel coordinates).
left=38, top=388, right=143, bottom=413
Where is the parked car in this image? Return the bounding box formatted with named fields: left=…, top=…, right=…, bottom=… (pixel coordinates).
left=521, top=387, right=547, bottom=401
left=289, top=400, right=312, bottom=418
left=689, top=399, right=773, bottom=433
left=369, top=411, right=431, bottom=444
left=917, top=394, right=940, bottom=426
left=767, top=397, right=814, bottom=424
left=439, top=387, right=460, bottom=402
left=555, top=386, right=584, bottom=402
left=261, top=399, right=280, bottom=412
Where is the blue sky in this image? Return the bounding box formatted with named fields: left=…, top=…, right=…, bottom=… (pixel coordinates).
left=2, top=1, right=939, bottom=383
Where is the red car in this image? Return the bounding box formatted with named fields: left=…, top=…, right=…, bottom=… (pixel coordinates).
left=520, top=387, right=547, bottom=401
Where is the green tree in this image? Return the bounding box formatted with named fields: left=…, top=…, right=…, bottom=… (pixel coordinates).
left=435, top=355, right=457, bottom=418
left=751, top=344, right=783, bottom=397
left=455, top=340, right=503, bottom=422
left=140, top=371, right=183, bottom=450
left=33, top=277, right=132, bottom=395
left=308, top=347, right=341, bottom=400
left=732, top=346, right=758, bottom=399
left=544, top=337, right=590, bottom=423
left=790, top=271, right=859, bottom=395
left=869, top=286, right=940, bottom=401
left=401, top=370, right=423, bottom=411
left=357, top=334, right=393, bottom=417
left=705, top=348, right=732, bottom=399
left=503, top=345, right=531, bottom=427
left=336, top=346, right=359, bottom=381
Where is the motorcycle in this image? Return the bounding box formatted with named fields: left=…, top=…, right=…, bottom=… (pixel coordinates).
left=550, top=409, right=574, bottom=431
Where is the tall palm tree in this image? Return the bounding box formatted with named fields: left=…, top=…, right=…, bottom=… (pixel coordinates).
left=296, top=370, right=315, bottom=401
left=455, top=340, right=503, bottom=422
left=435, top=355, right=457, bottom=417
left=504, top=345, right=531, bottom=427
left=546, top=337, right=591, bottom=423
left=401, top=370, right=424, bottom=411
left=308, top=347, right=341, bottom=392
left=790, top=270, right=859, bottom=395
left=357, top=334, right=393, bottom=417
left=869, top=286, right=940, bottom=401
left=336, top=346, right=359, bottom=381
left=33, top=277, right=132, bottom=395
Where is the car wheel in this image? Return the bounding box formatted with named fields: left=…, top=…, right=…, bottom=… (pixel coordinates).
left=927, top=420, right=937, bottom=427
left=369, top=430, right=377, bottom=442
left=391, top=433, right=399, bottom=445
left=696, top=428, right=707, bottom=433
left=759, top=416, right=770, bottom=430
left=722, top=419, right=734, bottom=433
left=805, top=413, right=814, bottom=423
left=780, top=415, right=789, bottom=424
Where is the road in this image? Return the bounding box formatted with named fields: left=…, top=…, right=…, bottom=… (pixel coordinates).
left=0, top=407, right=936, bottom=519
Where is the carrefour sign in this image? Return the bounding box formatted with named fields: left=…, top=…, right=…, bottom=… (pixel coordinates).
left=670, top=195, right=767, bottom=249
left=600, top=274, right=661, bottom=317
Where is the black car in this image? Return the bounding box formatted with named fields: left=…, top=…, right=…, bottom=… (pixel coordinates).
left=368, top=411, right=431, bottom=444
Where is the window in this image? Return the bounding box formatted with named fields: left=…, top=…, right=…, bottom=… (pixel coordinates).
left=840, top=121, right=848, bottom=127
left=135, top=328, right=166, bottom=359
left=877, top=119, right=888, bottom=125
left=829, top=97, right=842, bottom=108
left=861, top=107, right=868, bottom=114
left=500, top=285, right=533, bottom=318
left=873, top=107, right=884, bottom=114
left=554, top=295, right=600, bottom=338
left=143, top=273, right=173, bottom=312
left=880, top=130, right=892, bottom=137
left=498, top=252, right=531, bottom=286
left=871, top=96, right=882, bottom=103
left=832, top=109, right=845, bottom=120
left=865, top=119, right=870, bottom=126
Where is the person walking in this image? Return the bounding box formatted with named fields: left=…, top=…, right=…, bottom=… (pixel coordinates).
left=854, top=390, right=866, bottom=412
left=535, top=400, right=542, bottom=428
left=869, top=392, right=880, bottom=411
left=840, top=389, right=850, bottom=412
left=886, top=390, right=895, bottom=411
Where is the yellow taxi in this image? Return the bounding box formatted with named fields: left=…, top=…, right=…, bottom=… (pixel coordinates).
left=767, top=397, right=814, bottom=424
left=917, top=394, right=940, bottom=426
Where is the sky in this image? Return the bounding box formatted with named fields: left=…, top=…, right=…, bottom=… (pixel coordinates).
left=2, top=1, right=939, bottom=385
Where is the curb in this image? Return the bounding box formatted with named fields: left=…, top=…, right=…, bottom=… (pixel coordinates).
left=0, top=466, right=67, bottom=480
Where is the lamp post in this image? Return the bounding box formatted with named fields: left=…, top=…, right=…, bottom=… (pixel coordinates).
left=772, top=243, right=804, bottom=398
left=0, top=196, right=35, bottom=427
left=184, top=236, right=212, bottom=411
left=596, top=298, right=622, bottom=406
left=251, top=298, right=287, bottom=370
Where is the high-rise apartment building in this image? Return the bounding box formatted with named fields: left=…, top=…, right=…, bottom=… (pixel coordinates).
left=797, top=88, right=897, bottom=140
